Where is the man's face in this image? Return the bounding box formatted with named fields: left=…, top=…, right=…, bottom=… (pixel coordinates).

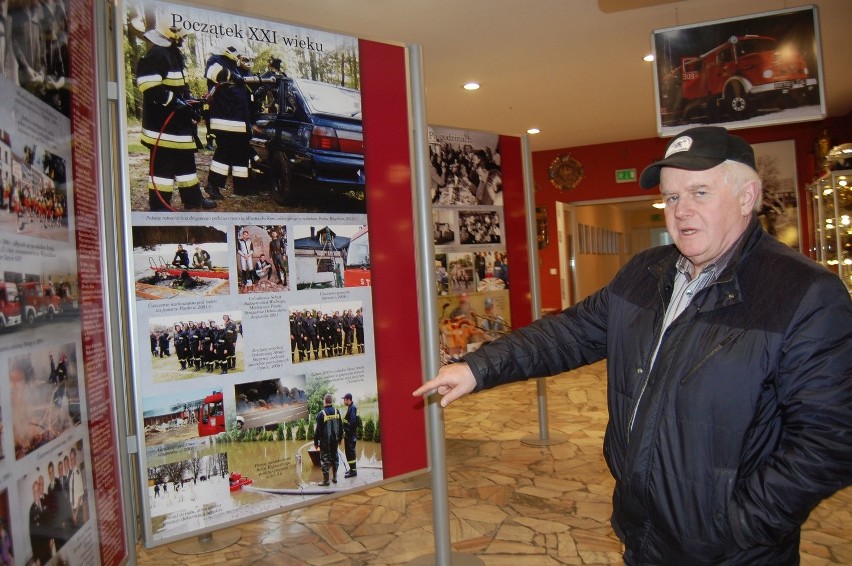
left=660, top=165, right=753, bottom=274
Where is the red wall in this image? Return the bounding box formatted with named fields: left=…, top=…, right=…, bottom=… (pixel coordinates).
left=360, top=39, right=427, bottom=477
left=532, top=114, right=852, bottom=312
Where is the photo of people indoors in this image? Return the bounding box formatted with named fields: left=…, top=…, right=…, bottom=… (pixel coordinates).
left=19, top=441, right=89, bottom=566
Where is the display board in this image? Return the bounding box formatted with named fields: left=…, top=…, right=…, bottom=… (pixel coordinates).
left=119, top=0, right=426, bottom=546
left=0, top=0, right=129, bottom=564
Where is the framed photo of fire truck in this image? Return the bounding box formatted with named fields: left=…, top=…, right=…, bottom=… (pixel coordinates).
left=651, top=5, right=825, bottom=137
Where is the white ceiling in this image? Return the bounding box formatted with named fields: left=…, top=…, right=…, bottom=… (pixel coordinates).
left=196, top=0, right=852, bottom=151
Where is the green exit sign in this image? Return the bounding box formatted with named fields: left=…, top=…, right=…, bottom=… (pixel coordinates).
left=615, top=168, right=637, bottom=183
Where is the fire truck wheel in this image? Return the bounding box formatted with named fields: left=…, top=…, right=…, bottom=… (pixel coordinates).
left=26, top=310, right=36, bottom=325
left=725, top=82, right=751, bottom=119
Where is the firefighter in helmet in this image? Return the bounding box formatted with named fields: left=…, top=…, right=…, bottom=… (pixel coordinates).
left=136, top=24, right=216, bottom=211
left=203, top=42, right=255, bottom=199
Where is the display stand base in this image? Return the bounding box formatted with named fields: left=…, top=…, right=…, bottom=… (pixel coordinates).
left=521, top=432, right=568, bottom=446
left=408, top=551, right=484, bottom=565
left=383, top=472, right=431, bottom=492
left=168, top=528, right=241, bottom=555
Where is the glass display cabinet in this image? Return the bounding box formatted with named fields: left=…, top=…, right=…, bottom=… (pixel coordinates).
left=809, top=169, right=852, bottom=292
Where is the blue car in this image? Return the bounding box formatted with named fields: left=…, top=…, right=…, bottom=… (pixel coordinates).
left=250, top=78, right=365, bottom=206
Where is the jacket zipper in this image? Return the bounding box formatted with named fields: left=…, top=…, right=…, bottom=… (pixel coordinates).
left=627, top=280, right=669, bottom=438
left=679, top=333, right=737, bottom=384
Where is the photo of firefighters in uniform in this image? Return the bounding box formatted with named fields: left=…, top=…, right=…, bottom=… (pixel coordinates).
left=17, top=439, right=89, bottom=566
left=124, top=1, right=364, bottom=213
left=235, top=225, right=288, bottom=294
left=9, top=342, right=81, bottom=460
left=290, top=301, right=365, bottom=364
left=0, top=129, right=70, bottom=242
left=132, top=225, right=230, bottom=299
left=148, top=311, right=243, bottom=383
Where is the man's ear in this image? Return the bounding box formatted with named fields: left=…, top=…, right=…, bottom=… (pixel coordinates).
left=740, top=180, right=760, bottom=215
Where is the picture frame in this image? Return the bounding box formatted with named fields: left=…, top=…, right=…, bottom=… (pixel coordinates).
left=752, top=140, right=801, bottom=251
left=651, top=6, right=825, bottom=137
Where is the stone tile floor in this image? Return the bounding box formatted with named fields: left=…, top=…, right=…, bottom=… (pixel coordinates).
left=136, top=361, right=852, bottom=565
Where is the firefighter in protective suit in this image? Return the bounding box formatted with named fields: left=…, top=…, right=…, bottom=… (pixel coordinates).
left=204, top=43, right=255, bottom=199
left=136, top=25, right=216, bottom=211
left=314, top=394, right=343, bottom=486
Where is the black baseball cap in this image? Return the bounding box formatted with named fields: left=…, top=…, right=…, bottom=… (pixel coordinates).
left=639, top=126, right=756, bottom=189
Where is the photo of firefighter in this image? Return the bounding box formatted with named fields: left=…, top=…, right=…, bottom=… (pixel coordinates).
left=148, top=310, right=244, bottom=383
left=132, top=224, right=230, bottom=299
left=234, top=376, right=308, bottom=432
left=142, top=388, right=227, bottom=454
left=9, top=342, right=81, bottom=460
left=292, top=224, right=370, bottom=290
left=235, top=225, right=288, bottom=293
left=0, top=136, right=70, bottom=242
left=290, top=301, right=365, bottom=364
left=438, top=291, right=511, bottom=365
left=17, top=439, right=89, bottom=566
left=124, top=1, right=365, bottom=214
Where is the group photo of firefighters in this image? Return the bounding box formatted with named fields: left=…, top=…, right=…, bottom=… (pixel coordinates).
left=0, top=135, right=69, bottom=242
left=18, top=440, right=89, bottom=566
left=148, top=311, right=244, bottom=383
left=123, top=2, right=360, bottom=213
left=235, top=225, right=288, bottom=294
left=290, top=302, right=365, bottom=364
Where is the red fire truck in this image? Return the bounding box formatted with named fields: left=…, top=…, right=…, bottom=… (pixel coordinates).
left=0, top=281, right=23, bottom=329
left=198, top=391, right=226, bottom=437
left=660, top=35, right=818, bottom=125
left=343, top=225, right=371, bottom=287
left=0, top=280, right=61, bottom=328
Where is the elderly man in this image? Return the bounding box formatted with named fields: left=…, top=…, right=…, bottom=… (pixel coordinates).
left=414, top=126, right=852, bottom=565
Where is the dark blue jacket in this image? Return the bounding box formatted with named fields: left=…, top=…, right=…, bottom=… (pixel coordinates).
left=463, top=218, right=852, bottom=565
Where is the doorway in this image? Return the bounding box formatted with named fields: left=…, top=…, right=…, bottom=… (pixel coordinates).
left=557, top=196, right=666, bottom=308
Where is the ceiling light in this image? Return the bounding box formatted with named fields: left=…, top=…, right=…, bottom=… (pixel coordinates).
left=463, top=82, right=480, bottom=91
left=527, top=128, right=540, bottom=134
left=652, top=201, right=666, bottom=209
left=643, top=54, right=655, bottom=62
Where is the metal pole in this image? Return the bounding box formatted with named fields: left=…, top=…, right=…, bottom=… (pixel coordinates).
left=519, top=135, right=567, bottom=447
left=407, top=45, right=483, bottom=566
left=408, top=43, right=452, bottom=565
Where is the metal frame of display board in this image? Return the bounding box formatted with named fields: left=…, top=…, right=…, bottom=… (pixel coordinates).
left=107, top=0, right=431, bottom=551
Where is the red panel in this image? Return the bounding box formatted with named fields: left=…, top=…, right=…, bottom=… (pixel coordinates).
left=499, top=135, right=533, bottom=328
left=359, top=39, right=428, bottom=476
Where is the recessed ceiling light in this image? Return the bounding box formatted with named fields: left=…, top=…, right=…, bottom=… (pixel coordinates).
left=527, top=128, right=541, bottom=135
left=643, top=54, right=655, bottom=62
left=463, top=82, right=480, bottom=90
left=652, top=201, right=666, bottom=209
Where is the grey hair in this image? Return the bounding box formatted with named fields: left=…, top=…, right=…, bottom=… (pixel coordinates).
left=721, top=160, right=763, bottom=212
